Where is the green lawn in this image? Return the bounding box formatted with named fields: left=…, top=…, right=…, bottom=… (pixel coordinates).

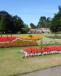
left=0, top=47, right=61, bottom=76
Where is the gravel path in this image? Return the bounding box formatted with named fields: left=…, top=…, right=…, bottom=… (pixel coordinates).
left=20, top=66, right=61, bottom=76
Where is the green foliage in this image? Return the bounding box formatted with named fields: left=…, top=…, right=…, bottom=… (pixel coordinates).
left=50, top=25, right=61, bottom=32
left=46, top=17, right=52, bottom=28
left=0, top=11, right=29, bottom=34
left=20, top=24, right=29, bottom=33
left=37, top=16, right=51, bottom=28
left=30, top=23, right=36, bottom=29
left=13, top=15, right=25, bottom=33
left=37, top=16, right=47, bottom=28
left=50, top=6, right=61, bottom=32
left=0, top=11, right=14, bottom=33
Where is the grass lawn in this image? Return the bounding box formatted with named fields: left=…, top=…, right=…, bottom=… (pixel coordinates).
left=0, top=47, right=61, bottom=76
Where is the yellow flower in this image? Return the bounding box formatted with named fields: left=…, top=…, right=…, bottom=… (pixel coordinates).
left=17, top=35, right=43, bottom=40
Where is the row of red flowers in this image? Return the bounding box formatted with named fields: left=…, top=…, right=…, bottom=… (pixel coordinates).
left=0, top=36, right=38, bottom=47
left=0, top=36, right=16, bottom=42
left=23, top=46, right=61, bottom=56
left=0, top=34, right=42, bottom=42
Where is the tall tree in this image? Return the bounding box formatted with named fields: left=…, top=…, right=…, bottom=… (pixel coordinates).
left=21, top=24, right=29, bottom=33
left=46, top=17, right=51, bottom=28
left=50, top=6, right=61, bottom=32
left=13, top=15, right=25, bottom=33
left=30, top=23, right=36, bottom=29
left=37, top=16, right=47, bottom=28
left=0, top=11, right=14, bottom=33
left=13, top=15, right=29, bottom=33
left=0, top=11, right=28, bottom=34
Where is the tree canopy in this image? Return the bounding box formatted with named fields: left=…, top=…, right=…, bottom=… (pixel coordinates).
left=50, top=6, right=61, bottom=32
left=37, top=16, right=47, bottom=28
left=30, top=23, right=36, bottom=29
left=0, top=11, right=14, bottom=33
left=37, top=16, right=51, bottom=28
left=0, top=11, right=28, bottom=34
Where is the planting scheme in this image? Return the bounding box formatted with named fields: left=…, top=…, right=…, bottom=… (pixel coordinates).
left=0, top=34, right=43, bottom=47
left=23, top=46, right=61, bottom=57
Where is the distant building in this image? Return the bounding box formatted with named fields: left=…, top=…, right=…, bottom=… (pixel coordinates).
left=28, top=28, right=50, bottom=34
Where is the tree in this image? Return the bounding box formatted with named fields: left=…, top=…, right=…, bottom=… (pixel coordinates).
left=13, top=15, right=29, bottom=33
left=0, top=11, right=14, bottom=33
left=46, top=17, right=52, bottom=28
left=37, top=16, right=47, bottom=28
left=50, top=6, right=61, bottom=32
left=50, top=24, right=61, bottom=32
left=13, top=15, right=25, bottom=33
left=0, top=11, right=28, bottom=34
left=30, top=23, right=36, bottom=29
left=21, top=24, right=29, bottom=33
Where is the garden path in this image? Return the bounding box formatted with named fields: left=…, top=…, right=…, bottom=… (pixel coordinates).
left=20, top=66, right=61, bottom=76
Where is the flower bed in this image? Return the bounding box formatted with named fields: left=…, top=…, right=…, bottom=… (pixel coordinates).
left=0, top=36, right=16, bottom=42
left=0, top=35, right=43, bottom=47
left=0, top=38, right=38, bottom=47
left=23, top=46, right=61, bottom=57
left=17, top=35, right=43, bottom=40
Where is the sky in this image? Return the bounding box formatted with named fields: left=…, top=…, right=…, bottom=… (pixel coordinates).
left=0, top=0, right=61, bottom=25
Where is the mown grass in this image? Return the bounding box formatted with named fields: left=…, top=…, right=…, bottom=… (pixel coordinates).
left=0, top=47, right=61, bottom=76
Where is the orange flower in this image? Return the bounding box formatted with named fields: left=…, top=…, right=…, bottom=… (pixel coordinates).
left=17, top=35, right=43, bottom=40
